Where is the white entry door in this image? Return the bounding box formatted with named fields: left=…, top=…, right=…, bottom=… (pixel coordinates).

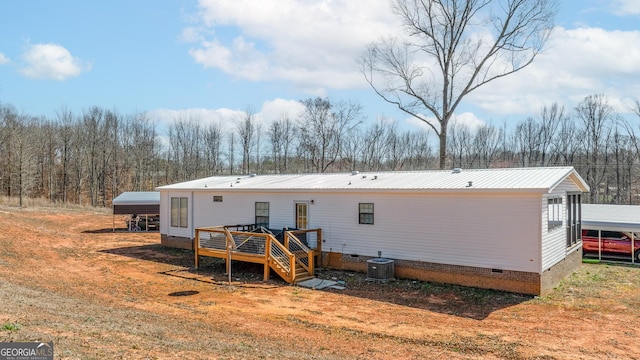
left=295, top=202, right=308, bottom=229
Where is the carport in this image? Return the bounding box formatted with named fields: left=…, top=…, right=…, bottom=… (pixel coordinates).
left=582, top=204, right=640, bottom=264
left=112, top=191, right=160, bottom=231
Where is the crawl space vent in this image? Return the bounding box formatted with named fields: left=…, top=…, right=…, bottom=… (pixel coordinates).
left=366, top=258, right=395, bottom=281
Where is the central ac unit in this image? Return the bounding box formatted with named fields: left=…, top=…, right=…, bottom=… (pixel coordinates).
left=366, top=258, right=395, bottom=281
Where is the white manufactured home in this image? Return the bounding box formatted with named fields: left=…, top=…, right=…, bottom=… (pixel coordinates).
left=156, top=167, right=589, bottom=295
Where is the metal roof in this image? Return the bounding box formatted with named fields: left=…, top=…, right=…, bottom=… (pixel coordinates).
left=156, top=167, right=589, bottom=193
left=112, top=191, right=160, bottom=205
left=582, top=204, right=640, bottom=232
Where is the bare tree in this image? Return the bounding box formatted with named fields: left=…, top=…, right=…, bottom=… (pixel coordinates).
left=473, top=123, right=502, bottom=168
left=55, top=107, right=76, bottom=203
left=513, top=117, right=541, bottom=167
left=254, top=122, right=264, bottom=174
left=269, top=115, right=296, bottom=173
left=608, top=130, right=636, bottom=204
left=203, top=122, right=222, bottom=176
left=406, top=131, right=434, bottom=169
left=448, top=122, right=474, bottom=168
left=342, top=127, right=365, bottom=172
left=550, top=112, right=579, bottom=166
left=575, top=94, right=615, bottom=203
left=360, top=0, right=558, bottom=169
left=538, top=103, right=564, bottom=165
left=361, top=119, right=390, bottom=171
left=0, top=104, right=20, bottom=198
left=227, top=133, right=236, bottom=175
left=298, top=97, right=362, bottom=173
left=237, top=110, right=255, bottom=175
left=385, top=122, right=409, bottom=170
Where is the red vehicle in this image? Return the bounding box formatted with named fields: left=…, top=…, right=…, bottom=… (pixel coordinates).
left=582, top=229, right=640, bottom=261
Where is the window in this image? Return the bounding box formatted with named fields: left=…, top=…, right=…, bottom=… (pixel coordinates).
left=213, top=196, right=223, bottom=202
left=255, top=202, right=269, bottom=228
left=547, top=196, right=563, bottom=231
left=170, top=196, right=188, bottom=228
left=359, top=203, right=374, bottom=225
left=566, top=193, right=581, bottom=247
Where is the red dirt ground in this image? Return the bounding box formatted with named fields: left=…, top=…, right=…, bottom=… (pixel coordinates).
left=0, top=205, right=639, bottom=359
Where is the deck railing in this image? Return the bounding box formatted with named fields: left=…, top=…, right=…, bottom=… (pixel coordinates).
left=194, top=225, right=321, bottom=283
left=268, top=238, right=294, bottom=277
left=284, top=232, right=314, bottom=275
left=285, top=228, right=322, bottom=274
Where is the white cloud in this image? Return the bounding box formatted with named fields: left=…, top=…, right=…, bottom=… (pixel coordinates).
left=0, top=53, right=9, bottom=65
left=148, top=98, right=306, bottom=133
left=184, top=2, right=640, bottom=122
left=258, top=98, right=305, bottom=125
left=19, top=43, right=91, bottom=81
left=406, top=112, right=486, bottom=134
left=187, top=0, right=400, bottom=93
left=611, top=0, right=640, bottom=16
left=466, top=26, right=640, bottom=117
left=147, top=107, right=242, bottom=132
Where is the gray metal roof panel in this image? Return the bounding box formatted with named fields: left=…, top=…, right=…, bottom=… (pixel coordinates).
left=156, top=167, right=588, bottom=193
left=582, top=204, right=640, bottom=231
left=112, top=191, right=160, bottom=205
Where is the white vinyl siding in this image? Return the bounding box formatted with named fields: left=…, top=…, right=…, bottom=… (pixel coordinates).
left=186, top=190, right=542, bottom=273
left=161, top=192, right=192, bottom=238
left=542, top=187, right=573, bottom=270
left=315, top=192, right=541, bottom=272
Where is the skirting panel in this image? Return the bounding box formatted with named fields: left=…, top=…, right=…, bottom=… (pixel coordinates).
left=160, top=234, right=193, bottom=250
left=322, top=251, right=579, bottom=296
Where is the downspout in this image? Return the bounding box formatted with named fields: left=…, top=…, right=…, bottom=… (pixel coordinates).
left=191, top=191, right=195, bottom=245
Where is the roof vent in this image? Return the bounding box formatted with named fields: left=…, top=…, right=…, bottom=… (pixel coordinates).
left=452, top=168, right=462, bottom=174
left=467, top=181, right=473, bottom=187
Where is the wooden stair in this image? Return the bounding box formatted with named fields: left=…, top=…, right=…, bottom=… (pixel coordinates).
left=268, top=255, right=314, bottom=284
left=293, top=263, right=314, bottom=283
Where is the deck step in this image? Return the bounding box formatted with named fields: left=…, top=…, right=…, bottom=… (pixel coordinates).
left=294, top=275, right=315, bottom=283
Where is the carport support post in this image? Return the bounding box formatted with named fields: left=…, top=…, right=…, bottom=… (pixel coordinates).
left=598, top=230, right=602, bottom=261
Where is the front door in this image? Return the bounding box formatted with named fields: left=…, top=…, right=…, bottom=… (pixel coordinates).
left=295, top=202, right=308, bottom=229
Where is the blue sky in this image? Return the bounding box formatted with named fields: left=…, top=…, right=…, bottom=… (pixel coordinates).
left=1, top=0, right=640, bottom=133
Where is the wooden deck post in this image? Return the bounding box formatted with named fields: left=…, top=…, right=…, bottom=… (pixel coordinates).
left=308, top=250, right=314, bottom=276
left=194, top=229, right=200, bottom=269
left=263, top=236, right=270, bottom=281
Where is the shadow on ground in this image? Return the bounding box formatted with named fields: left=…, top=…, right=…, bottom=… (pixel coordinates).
left=101, top=244, right=531, bottom=320
left=84, top=228, right=159, bottom=234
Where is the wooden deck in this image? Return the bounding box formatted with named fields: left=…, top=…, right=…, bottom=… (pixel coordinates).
left=194, top=225, right=322, bottom=284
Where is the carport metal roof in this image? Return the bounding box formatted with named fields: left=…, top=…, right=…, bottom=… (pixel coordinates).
left=582, top=204, right=640, bottom=232
left=112, top=191, right=160, bottom=215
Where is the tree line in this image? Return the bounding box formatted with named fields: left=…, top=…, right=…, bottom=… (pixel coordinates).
left=1, top=93, right=639, bottom=207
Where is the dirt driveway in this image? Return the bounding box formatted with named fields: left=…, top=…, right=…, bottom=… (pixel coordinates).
left=0, top=205, right=639, bottom=359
